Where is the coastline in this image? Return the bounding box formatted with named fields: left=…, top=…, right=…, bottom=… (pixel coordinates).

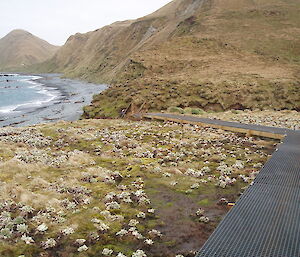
left=0, top=74, right=107, bottom=127
left=0, top=74, right=58, bottom=114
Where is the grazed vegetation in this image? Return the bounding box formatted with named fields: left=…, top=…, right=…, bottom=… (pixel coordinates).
left=0, top=119, right=276, bottom=256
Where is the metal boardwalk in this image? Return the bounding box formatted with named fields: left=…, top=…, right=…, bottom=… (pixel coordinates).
left=144, top=113, right=300, bottom=257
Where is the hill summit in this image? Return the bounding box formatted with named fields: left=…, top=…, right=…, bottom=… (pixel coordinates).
left=0, top=29, right=59, bottom=71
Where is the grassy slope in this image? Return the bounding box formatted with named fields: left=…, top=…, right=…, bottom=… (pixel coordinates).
left=28, top=0, right=300, bottom=118
left=86, top=1, right=300, bottom=117
left=34, top=0, right=199, bottom=81
left=84, top=0, right=300, bottom=118
left=0, top=30, right=59, bottom=71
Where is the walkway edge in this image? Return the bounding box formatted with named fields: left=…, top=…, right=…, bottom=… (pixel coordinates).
left=143, top=113, right=285, bottom=140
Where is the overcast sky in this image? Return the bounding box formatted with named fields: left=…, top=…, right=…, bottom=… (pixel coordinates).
left=0, top=0, right=172, bottom=46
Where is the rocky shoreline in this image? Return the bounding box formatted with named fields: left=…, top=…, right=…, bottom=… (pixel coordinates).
left=0, top=74, right=107, bottom=127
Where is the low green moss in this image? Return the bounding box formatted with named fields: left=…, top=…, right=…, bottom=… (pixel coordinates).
left=0, top=242, right=40, bottom=257
left=198, top=199, right=213, bottom=206
left=168, top=106, right=185, bottom=114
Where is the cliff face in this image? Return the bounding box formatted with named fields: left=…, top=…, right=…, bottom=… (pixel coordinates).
left=0, top=30, right=59, bottom=71
left=40, top=0, right=300, bottom=117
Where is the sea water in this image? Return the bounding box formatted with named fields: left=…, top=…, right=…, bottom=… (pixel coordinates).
left=0, top=74, right=58, bottom=115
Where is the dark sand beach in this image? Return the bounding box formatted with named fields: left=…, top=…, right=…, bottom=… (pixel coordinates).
left=0, top=74, right=107, bottom=127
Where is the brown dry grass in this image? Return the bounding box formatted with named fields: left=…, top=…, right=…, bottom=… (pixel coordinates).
left=79, top=0, right=300, bottom=118
left=0, top=30, right=59, bottom=70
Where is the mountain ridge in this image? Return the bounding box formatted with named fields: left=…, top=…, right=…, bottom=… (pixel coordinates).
left=0, top=29, right=59, bottom=71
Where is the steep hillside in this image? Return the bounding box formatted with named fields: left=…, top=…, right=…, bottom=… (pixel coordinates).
left=0, top=30, right=59, bottom=71
left=41, top=0, right=300, bottom=117
left=39, top=0, right=204, bottom=81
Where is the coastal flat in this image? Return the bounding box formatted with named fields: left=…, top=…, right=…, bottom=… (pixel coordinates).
left=0, top=119, right=276, bottom=256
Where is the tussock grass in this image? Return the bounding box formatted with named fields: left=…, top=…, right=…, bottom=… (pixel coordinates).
left=0, top=119, right=277, bottom=256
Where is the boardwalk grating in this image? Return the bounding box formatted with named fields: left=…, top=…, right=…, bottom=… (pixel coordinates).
left=143, top=113, right=300, bottom=257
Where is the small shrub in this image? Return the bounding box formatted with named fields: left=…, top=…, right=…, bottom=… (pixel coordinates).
left=191, top=108, right=204, bottom=115
left=168, top=107, right=184, bottom=114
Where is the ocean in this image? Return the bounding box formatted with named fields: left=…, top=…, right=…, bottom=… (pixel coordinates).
left=0, top=74, right=59, bottom=116
left=0, top=73, right=107, bottom=127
